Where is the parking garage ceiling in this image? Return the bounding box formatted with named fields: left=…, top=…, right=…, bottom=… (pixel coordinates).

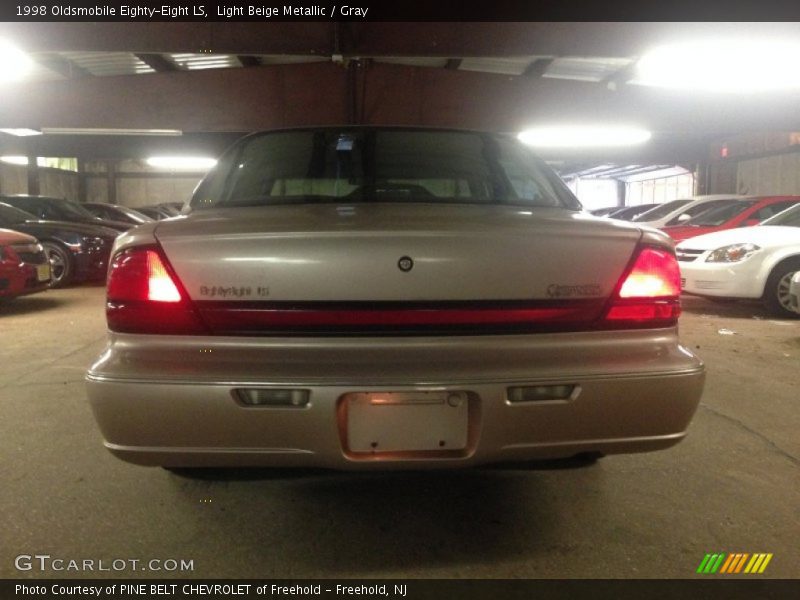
left=1, top=22, right=800, bottom=165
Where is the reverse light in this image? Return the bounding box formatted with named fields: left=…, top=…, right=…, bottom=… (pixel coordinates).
left=619, top=247, right=681, bottom=298
left=606, top=246, right=681, bottom=324
left=106, top=245, right=205, bottom=334
left=145, top=251, right=181, bottom=302
left=233, top=389, right=310, bottom=408
left=705, top=243, right=761, bottom=263
left=507, top=385, right=576, bottom=403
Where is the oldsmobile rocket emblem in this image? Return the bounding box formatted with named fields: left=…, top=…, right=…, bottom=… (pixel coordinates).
left=398, top=256, right=414, bottom=272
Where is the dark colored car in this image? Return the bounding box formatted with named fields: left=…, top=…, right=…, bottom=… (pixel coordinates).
left=136, top=205, right=178, bottom=220
left=0, top=195, right=130, bottom=232
left=589, top=206, right=621, bottom=216
left=0, top=228, right=50, bottom=300
left=607, top=204, right=661, bottom=221
left=0, top=202, right=117, bottom=287
left=83, top=203, right=154, bottom=226
left=662, top=196, right=800, bottom=242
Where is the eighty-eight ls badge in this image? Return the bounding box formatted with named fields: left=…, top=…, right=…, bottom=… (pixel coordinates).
left=696, top=552, right=773, bottom=575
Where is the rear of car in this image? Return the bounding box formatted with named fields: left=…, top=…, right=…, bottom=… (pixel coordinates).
left=0, top=229, right=50, bottom=299
left=86, top=127, right=704, bottom=469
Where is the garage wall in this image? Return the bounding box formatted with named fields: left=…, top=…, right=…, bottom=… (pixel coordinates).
left=39, top=169, right=79, bottom=202
left=737, top=153, right=800, bottom=196
left=84, top=160, right=204, bottom=208
left=0, top=163, right=79, bottom=200
left=0, top=163, right=27, bottom=195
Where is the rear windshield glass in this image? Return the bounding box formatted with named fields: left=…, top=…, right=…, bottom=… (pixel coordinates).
left=664, top=199, right=739, bottom=226
left=191, top=129, right=580, bottom=210
left=686, top=200, right=757, bottom=227
left=633, top=199, right=691, bottom=221
left=761, top=203, right=800, bottom=227
left=0, top=203, right=36, bottom=225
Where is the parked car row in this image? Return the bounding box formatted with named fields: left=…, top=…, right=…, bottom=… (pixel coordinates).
left=0, top=195, right=176, bottom=295
left=676, top=202, right=800, bottom=317
left=593, top=195, right=800, bottom=317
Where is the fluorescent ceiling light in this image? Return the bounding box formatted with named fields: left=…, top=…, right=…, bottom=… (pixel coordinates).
left=146, top=156, right=217, bottom=170
left=0, top=155, right=29, bottom=165
left=0, top=128, right=41, bottom=136
left=40, top=127, right=183, bottom=136
left=518, top=126, right=652, bottom=148
left=636, top=40, right=800, bottom=93
left=0, top=40, right=32, bottom=83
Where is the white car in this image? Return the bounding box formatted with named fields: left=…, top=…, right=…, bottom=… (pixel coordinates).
left=676, top=203, right=800, bottom=317
left=790, top=271, right=800, bottom=314
left=634, top=194, right=747, bottom=228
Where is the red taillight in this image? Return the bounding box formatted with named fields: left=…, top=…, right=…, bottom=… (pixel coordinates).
left=605, top=246, right=681, bottom=325
left=106, top=245, right=205, bottom=334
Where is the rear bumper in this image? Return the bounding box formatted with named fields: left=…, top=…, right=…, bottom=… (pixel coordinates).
left=86, top=329, right=705, bottom=469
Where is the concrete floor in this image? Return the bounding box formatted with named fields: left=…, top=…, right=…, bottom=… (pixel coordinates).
left=1, top=285, right=798, bottom=579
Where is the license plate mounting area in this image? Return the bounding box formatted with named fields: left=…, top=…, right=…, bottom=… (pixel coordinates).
left=341, top=391, right=470, bottom=457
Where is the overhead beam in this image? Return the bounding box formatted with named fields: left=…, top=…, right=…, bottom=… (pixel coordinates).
left=0, top=23, right=335, bottom=56
left=603, top=63, right=638, bottom=91
left=1, top=61, right=797, bottom=163
left=522, top=58, right=555, bottom=78
left=237, top=55, right=262, bottom=68
left=32, top=54, right=90, bottom=79
left=5, top=22, right=800, bottom=59
left=444, top=59, right=462, bottom=70
left=0, top=62, right=348, bottom=133
left=135, top=53, right=178, bottom=72
left=4, top=60, right=798, bottom=134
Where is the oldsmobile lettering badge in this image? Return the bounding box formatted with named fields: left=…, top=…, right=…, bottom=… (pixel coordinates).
left=546, top=284, right=603, bottom=298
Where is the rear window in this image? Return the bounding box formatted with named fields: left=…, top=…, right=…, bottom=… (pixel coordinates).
left=191, top=129, right=579, bottom=210
left=686, top=200, right=757, bottom=227
left=761, top=203, right=800, bottom=227
left=665, top=199, right=740, bottom=226
left=633, top=199, right=691, bottom=221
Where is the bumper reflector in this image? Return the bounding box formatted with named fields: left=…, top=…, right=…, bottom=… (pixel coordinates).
left=233, top=388, right=310, bottom=407
left=507, top=384, right=576, bottom=403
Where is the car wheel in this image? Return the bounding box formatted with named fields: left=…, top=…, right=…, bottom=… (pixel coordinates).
left=42, top=241, right=74, bottom=288
left=763, top=261, right=800, bottom=318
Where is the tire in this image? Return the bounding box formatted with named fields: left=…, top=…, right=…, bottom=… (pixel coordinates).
left=41, top=241, right=74, bottom=288
left=762, top=260, right=800, bottom=318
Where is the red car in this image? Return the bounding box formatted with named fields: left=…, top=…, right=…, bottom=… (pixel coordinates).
left=662, top=196, right=800, bottom=242
left=0, top=228, right=51, bottom=300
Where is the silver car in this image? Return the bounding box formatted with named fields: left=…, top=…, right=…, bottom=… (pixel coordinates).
left=86, top=128, right=705, bottom=469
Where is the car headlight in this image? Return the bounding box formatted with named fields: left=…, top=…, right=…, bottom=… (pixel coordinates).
left=705, top=243, right=761, bottom=263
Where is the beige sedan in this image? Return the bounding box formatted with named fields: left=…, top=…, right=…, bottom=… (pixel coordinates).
left=86, top=127, right=704, bottom=469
